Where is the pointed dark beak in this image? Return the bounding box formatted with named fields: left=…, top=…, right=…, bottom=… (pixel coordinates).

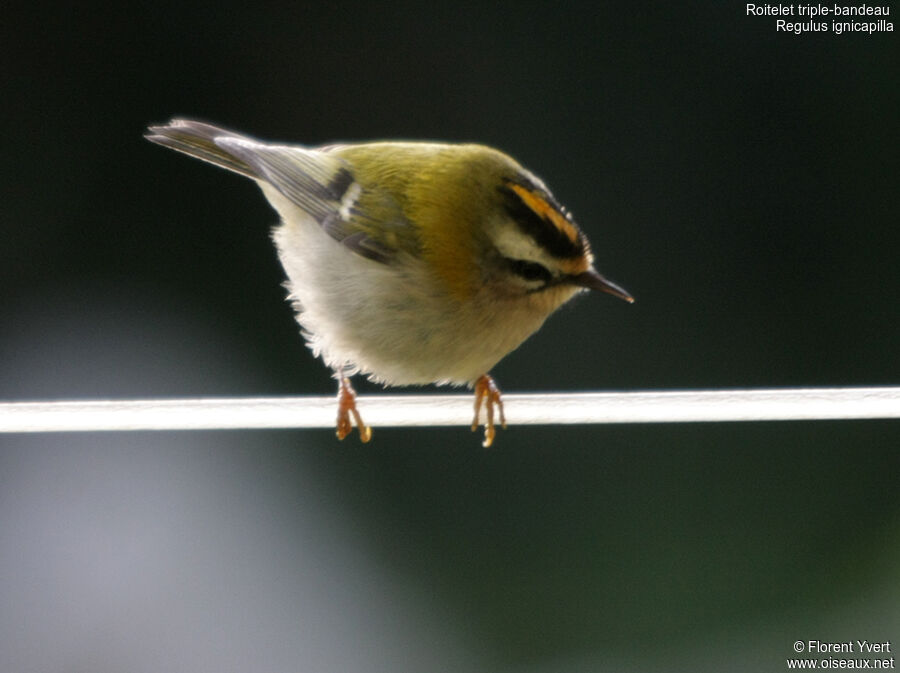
left=571, top=268, right=634, bottom=303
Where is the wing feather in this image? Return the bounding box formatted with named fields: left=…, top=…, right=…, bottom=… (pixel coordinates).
left=146, top=118, right=416, bottom=265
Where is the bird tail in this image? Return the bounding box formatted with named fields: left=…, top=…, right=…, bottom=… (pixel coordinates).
left=145, top=118, right=259, bottom=179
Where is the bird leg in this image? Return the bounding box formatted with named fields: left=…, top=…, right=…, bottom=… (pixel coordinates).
left=336, top=376, right=372, bottom=442
left=471, top=374, right=506, bottom=448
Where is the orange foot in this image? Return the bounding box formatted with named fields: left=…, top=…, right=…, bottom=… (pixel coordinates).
left=471, top=374, right=507, bottom=448
left=336, top=377, right=372, bottom=443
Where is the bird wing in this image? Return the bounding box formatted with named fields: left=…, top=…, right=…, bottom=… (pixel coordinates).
left=147, top=119, right=415, bottom=264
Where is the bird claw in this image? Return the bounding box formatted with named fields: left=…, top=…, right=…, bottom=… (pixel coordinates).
left=336, top=377, right=372, bottom=443
left=471, top=374, right=506, bottom=448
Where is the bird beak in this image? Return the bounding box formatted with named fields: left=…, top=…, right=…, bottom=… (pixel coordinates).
left=571, top=268, right=634, bottom=303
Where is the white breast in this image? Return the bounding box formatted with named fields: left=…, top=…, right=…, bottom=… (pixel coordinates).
left=262, top=183, right=564, bottom=387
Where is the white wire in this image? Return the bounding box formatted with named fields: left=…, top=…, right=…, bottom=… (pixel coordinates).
left=0, top=387, right=898, bottom=433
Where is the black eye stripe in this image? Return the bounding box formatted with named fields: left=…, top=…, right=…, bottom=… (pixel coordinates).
left=507, top=258, right=553, bottom=284
left=498, top=183, right=584, bottom=260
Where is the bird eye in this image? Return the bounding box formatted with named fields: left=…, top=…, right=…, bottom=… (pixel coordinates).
left=508, top=259, right=552, bottom=284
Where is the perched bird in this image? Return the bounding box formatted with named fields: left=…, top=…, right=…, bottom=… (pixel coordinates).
left=146, top=119, right=633, bottom=446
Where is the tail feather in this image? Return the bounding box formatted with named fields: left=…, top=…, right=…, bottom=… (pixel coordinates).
left=145, top=118, right=259, bottom=179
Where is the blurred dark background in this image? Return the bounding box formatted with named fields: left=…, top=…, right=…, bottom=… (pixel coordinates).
left=1, top=2, right=898, bottom=671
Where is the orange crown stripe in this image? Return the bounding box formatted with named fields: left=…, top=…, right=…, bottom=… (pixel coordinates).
left=508, top=183, right=579, bottom=245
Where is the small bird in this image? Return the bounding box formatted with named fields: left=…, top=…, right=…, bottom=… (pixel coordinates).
left=146, top=119, right=633, bottom=446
